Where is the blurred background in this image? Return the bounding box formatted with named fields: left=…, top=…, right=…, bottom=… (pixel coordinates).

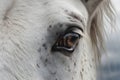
left=99, top=0, right=120, bottom=80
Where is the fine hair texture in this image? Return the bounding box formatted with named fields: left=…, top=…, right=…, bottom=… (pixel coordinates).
left=90, top=0, right=115, bottom=63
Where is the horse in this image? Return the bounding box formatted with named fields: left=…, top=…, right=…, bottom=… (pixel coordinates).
left=0, top=0, right=115, bottom=80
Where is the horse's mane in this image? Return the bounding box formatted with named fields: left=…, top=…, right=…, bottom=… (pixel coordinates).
left=90, top=0, right=115, bottom=62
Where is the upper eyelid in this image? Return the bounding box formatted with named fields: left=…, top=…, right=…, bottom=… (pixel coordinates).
left=62, top=24, right=85, bottom=39
left=52, top=22, right=84, bottom=37
left=65, top=23, right=84, bottom=33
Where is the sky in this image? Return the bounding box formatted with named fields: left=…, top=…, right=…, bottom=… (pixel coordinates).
left=100, top=0, right=120, bottom=80
left=102, top=0, right=120, bottom=63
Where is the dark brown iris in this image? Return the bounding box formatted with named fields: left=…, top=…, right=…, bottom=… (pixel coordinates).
left=51, top=27, right=82, bottom=56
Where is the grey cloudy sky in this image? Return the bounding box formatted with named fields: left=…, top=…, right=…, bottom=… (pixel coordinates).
left=99, top=1, right=120, bottom=79
left=101, top=0, right=120, bottom=64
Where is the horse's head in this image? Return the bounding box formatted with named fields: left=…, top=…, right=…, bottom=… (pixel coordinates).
left=0, top=0, right=115, bottom=80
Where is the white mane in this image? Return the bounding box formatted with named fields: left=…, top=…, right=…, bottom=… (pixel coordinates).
left=90, top=0, right=115, bottom=62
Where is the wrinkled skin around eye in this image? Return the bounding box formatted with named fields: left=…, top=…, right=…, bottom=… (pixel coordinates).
left=0, top=0, right=98, bottom=80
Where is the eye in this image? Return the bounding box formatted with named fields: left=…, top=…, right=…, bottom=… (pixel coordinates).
left=51, top=26, right=83, bottom=56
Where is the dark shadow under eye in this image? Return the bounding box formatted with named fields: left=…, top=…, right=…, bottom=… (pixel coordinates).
left=51, top=26, right=82, bottom=56
left=81, top=0, right=88, bottom=3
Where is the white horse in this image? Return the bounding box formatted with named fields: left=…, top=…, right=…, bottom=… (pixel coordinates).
left=0, top=0, right=115, bottom=80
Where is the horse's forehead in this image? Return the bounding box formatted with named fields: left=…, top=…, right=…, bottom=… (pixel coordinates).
left=43, top=0, right=88, bottom=15
left=0, top=0, right=94, bottom=80
left=37, top=0, right=88, bottom=30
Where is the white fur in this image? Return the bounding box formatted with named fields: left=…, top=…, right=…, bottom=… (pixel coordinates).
left=0, top=0, right=115, bottom=80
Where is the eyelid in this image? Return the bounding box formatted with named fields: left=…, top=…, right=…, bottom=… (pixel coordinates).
left=65, top=25, right=84, bottom=37
left=65, top=22, right=84, bottom=31
left=65, top=25, right=88, bottom=40
left=75, top=28, right=85, bottom=37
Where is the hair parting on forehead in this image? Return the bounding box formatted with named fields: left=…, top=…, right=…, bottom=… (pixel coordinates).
left=90, top=0, right=115, bottom=63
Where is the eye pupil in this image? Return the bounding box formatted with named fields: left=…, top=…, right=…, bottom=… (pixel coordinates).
left=65, top=33, right=80, bottom=48
left=67, top=36, right=73, bottom=48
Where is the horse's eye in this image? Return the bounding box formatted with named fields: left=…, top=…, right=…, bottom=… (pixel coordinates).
left=51, top=26, right=83, bottom=56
